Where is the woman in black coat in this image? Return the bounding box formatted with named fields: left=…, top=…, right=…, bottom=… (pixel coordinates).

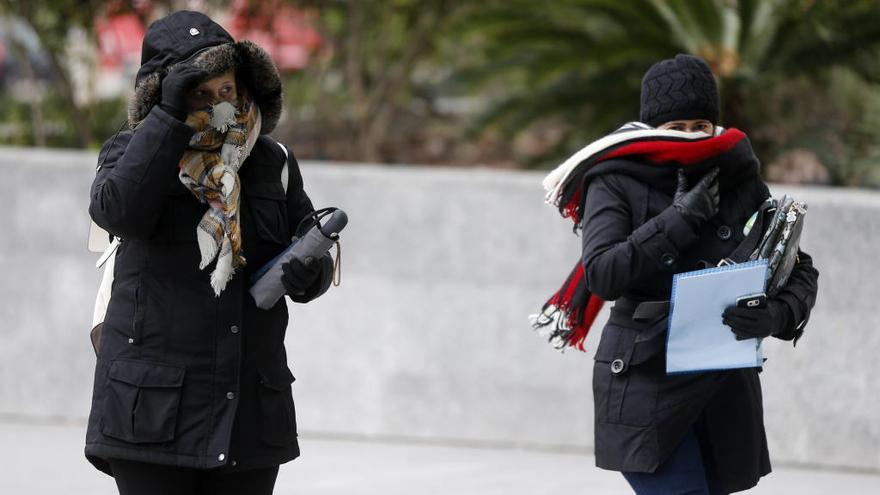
left=536, top=55, right=818, bottom=494
left=84, top=11, right=333, bottom=495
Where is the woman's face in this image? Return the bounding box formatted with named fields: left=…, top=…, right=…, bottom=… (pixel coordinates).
left=657, top=119, right=715, bottom=135
left=187, top=70, right=237, bottom=112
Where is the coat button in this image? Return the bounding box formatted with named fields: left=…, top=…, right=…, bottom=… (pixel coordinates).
left=717, top=225, right=732, bottom=241
left=226, top=392, right=236, bottom=400
left=230, top=325, right=239, bottom=334
left=661, top=253, right=676, bottom=267
left=218, top=453, right=226, bottom=462
left=610, top=359, right=626, bottom=374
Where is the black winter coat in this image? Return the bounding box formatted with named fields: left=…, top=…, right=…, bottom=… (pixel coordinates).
left=580, top=149, right=818, bottom=492
left=84, top=105, right=333, bottom=475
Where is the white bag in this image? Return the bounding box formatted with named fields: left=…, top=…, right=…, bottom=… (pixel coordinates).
left=90, top=225, right=119, bottom=354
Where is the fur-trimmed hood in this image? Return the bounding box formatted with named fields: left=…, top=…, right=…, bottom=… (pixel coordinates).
left=128, top=10, right=282, bottom=134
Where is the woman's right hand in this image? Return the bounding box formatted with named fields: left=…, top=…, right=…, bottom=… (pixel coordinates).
left=160, top=65, right=209, bottom=120
left=673, top=166, right=720, bottom=230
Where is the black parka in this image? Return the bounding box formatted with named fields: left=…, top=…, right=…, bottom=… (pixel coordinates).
left=581, top=143, right=818, bottom=492
left=84, top=12, right=332, bottom=476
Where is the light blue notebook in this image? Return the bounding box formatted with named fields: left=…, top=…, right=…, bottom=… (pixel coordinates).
left=666, top=259, right=769, bottom=374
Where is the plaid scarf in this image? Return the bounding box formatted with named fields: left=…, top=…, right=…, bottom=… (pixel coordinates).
left=179, top=91, right=261, bottom=296
left=532, top=122, right=748, bottom=351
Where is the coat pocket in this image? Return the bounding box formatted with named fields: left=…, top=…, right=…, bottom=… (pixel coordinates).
left=244, top=183, right=290, bottom=246
left=101, top=359, right=185, bottom=444
left=593, top=323, right=663, bottom=427
left=257, top=366, right=297, bottom=446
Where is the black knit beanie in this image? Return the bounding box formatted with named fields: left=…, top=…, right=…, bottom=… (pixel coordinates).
left=639, top=54, right=719, bottom=127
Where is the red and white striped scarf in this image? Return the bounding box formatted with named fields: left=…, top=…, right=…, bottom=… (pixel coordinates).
left=532, top=122, right=748, bottom=351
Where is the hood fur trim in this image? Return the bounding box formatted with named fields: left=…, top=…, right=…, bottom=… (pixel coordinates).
left=128, top=40, right=282, bottom=134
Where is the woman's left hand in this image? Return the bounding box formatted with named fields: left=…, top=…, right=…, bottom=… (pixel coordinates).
left=722, top=298, right=793, bottom=340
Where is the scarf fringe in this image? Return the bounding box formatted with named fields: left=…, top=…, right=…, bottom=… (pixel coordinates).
left=530, top=294, right=605, bottom=351
left=210, top=245, right=234, bottom=296
left=221, top=143, right=242, bottom=171
left=197, top=227, right=219, bottom=270
left=530, top=263, right=605, bottom=352
left=209, top=101, right=238, bottom=133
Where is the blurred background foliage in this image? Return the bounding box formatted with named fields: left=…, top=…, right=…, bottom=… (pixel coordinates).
left=0, top=0, right=879, bottom=187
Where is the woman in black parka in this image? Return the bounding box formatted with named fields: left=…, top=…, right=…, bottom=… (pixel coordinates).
left=84, top=11, right=333, bottom=495
left=537, top=55, right=818, bottom=494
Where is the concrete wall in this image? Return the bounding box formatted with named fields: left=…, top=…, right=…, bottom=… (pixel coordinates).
left=0, top=147, right=878, bottom=472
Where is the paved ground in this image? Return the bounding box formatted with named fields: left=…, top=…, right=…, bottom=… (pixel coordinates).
left=4, top=421, right=879, bottom=494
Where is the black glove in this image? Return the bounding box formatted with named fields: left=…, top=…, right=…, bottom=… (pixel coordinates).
left=281, top=257, right=322, bottom=296
left=673, top=167, right=720, bottom=230
left=160, top=65, right=209, bottom=121
left=723, top=298, right=793, bottom=340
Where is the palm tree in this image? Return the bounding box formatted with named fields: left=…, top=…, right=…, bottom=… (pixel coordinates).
left=453, top=0, right=880, bottom=182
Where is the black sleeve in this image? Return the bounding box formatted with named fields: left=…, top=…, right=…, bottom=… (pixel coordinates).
left=773, top=249, right=819, bottom=344
left=581, top=174, right=699, bottom=300
left=89, top=106, right=195, bottom=239
left=282, top=145, right=334, bottom=303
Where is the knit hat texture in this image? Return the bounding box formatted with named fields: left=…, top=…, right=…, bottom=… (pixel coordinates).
left=639, top=54, right=719, bottom=127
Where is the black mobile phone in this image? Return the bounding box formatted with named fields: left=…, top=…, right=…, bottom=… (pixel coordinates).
left=736, top=293, right=767, bottom=309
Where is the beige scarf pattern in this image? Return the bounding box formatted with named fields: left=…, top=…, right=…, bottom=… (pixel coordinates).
left=178, top=92, right=261, bottom=295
